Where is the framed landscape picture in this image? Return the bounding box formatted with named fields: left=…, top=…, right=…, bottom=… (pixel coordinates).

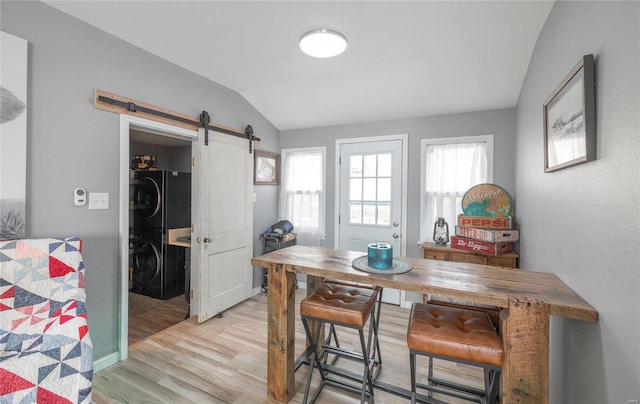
left=254, top=150, right=279, bottom=185
left=543, top=54, right=596, bottom=172
left=1, top=31, right=28, bottom=238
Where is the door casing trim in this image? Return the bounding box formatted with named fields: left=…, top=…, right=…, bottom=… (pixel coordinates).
left=118, top=114, right=197, bottom=363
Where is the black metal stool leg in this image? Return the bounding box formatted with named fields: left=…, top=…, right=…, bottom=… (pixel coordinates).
left=302, top=317, right=327, bottom=404
left=366, top=310, right=377, bottom=400
left=410, top=351, right=417, bottom=404
left=484, top=368, right=490, bottom=402
left=325, top=323, right=341, bottom=364
left=372, top=288, right=383, bottom=367
left=487, top=369, right=501, bottom=404
left=358, top=327, right=373, bottom=403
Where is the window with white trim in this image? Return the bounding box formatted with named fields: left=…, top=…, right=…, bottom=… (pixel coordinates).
left=279, top=147, right=326, bottom=240
left=419, top=136, right=494, bottom=243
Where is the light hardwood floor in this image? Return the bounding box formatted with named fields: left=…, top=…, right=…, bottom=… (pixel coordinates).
left=128, top=293, right=189, bottom=345
left=95, top=290, right=483, bottom=403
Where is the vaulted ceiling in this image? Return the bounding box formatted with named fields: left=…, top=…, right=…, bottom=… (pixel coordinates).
left=44, top=1, right=554, bottom=131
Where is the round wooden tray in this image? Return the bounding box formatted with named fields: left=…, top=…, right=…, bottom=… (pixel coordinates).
left=352, top=256, right=412, bottom=275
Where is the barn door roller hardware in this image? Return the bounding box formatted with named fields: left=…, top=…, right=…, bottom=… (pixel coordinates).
left=199, top=111, right=211, bottom=146
left=94, top=90, right=260, bottom=151
left=245, top=125, right=255, bottom=153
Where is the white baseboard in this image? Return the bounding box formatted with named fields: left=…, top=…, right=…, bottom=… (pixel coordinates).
left=93, top=351, right=120, bottom=373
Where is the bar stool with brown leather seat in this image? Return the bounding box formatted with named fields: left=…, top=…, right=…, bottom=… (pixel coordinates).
left=424, top=295, right=501, bottom=330
left=407, top=302, right=503, bottom=404
left=300, top=282, right=380, bottom=403
left=322, top=279, right=384, bottom=373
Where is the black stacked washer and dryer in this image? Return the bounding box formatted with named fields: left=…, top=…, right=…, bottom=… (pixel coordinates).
left=131, top=170, right=191, bottom=300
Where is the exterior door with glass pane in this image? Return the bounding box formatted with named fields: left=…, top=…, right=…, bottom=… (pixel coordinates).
left=338, top=139, right=403, bottom=304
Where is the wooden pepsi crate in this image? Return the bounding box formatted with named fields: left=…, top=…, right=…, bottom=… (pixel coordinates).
left=457, top=215, right=512, bottom=230
left=451, top=236, right=513, bottom=256
left=455, top=225, right=519, bottom=242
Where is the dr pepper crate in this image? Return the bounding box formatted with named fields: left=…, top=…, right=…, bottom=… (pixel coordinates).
left=450, top=236, right=513, bottom=256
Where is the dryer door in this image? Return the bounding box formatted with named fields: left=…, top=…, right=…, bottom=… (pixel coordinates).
left=134, top=176, right=161, bottom=219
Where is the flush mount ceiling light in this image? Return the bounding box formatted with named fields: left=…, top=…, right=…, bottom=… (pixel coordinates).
left=299, top=29, right=347, bottom=58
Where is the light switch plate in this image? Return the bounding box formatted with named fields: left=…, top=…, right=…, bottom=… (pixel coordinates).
left=88, top=192, right=109, bottom=210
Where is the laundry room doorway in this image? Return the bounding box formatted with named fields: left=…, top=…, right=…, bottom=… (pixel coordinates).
left=128, top=128, right=193, bottom=345
left=118, top=115, right=198, bottom=359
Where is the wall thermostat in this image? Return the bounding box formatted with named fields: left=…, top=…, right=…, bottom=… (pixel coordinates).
left=74, top=188, right=87, bottom=207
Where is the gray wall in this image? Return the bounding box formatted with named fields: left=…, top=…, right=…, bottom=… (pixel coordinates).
left=280, top=108, right=517, bottom=260
left=515, top=1, right=639, bottom=402
left=1, top=1, right=280, bottom=362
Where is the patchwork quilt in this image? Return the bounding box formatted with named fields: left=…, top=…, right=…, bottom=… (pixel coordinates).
left=0, top=237, right=93, bottom=404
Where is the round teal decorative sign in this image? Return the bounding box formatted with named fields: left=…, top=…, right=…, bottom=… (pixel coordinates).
left=461, top=183, right=512, bottom=217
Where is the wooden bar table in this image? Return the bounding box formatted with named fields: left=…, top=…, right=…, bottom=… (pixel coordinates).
left=251, top=245, right=598, bottom=403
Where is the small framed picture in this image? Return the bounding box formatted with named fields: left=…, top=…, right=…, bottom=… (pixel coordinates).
left=254, top=150, right=280, bottom=185
left=543, top=54, right=596, bottom=172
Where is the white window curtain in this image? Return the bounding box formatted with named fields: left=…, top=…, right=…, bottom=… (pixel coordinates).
left=419, top=137, right=492, bottom=243
left=279, top=148, right=326, bottom=240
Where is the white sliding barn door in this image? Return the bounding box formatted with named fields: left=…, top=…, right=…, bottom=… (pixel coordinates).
left=196, top=129, right=253, bottom=322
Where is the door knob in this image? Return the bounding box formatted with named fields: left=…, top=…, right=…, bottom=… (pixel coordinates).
left=197, top=237, right=211, bottom=243
left=393, top=221, right=399, bottom=227
left=392, top=233, right=399, bottom=239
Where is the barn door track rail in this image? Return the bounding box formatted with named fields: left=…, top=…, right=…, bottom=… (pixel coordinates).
left=94, top=89, right=259, bottom=150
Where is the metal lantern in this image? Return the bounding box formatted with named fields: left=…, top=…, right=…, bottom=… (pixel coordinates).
left=432, top=217, right=449, bottom=246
